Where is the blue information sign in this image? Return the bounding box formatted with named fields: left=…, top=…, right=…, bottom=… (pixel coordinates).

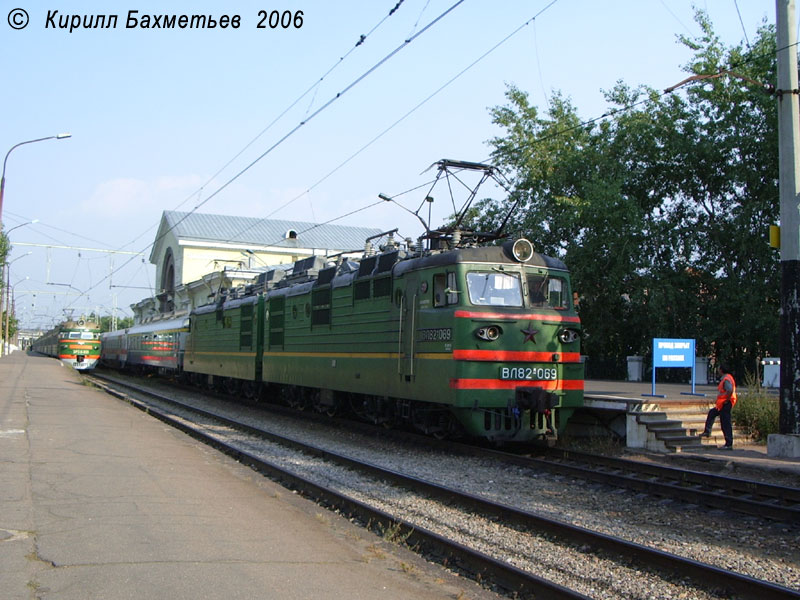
left=653, top=338, right=694, bottom=368
left=644, top=338, right=705, bottom=397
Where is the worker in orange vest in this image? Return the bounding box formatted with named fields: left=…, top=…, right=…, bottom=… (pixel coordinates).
left=700, top=363, right=737, bottom=449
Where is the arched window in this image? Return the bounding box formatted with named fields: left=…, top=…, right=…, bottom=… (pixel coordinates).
left=160, top=248, right=176, bottom=312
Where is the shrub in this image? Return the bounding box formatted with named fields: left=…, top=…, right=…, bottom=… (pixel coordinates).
left=733, top=373, right=780, bottom=442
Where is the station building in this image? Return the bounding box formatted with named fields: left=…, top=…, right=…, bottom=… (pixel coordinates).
left=132, top=210, right=382, bottom=323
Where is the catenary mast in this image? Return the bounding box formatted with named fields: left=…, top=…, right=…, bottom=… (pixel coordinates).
left=776, top=0, right=800, bottom=440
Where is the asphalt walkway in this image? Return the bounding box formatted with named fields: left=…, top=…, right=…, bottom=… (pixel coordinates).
left=0, top=351, right=495, bottom=600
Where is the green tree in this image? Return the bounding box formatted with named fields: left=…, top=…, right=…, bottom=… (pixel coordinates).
left=0, top=228, right=11, bottom=345
left=481, top=14, right=779, bottom=378
left=0, top=230, right=8, bottom=266
left=670, top=15, right=779, bottom=374
left=97, top=315, right=133, bottom=332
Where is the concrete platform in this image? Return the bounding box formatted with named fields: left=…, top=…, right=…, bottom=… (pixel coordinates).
left=585, top=379, right=800, bottom=478
left=586, top=378, right=720, bottom=400
left=0, top=351, right=497, bottom=600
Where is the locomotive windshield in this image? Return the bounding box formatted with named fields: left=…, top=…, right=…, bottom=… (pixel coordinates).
left=64, top=331, right=99, bottom=340
left=466, top=272, right=523, bottom=307
left=466, top=270, right=570, bottom=309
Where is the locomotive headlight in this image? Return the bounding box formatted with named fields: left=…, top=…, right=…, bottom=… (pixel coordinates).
left=558, top=328, right=580, bottom=344
left=476, top=325, right=502, bottom=341
left=511, top=238, right=534, bottom=262
left=503, top=238, right=535, bottom=262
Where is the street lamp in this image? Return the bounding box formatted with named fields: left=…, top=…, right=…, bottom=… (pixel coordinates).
left=3, top=275, right=28, bottom=354
left=0, top=251, right=33, bottom=356
left=6, top=219, right=39, bottom=236
left=6, top=252, right=32, bottom=265
left=1, top=133, right=71, bottom=227
left=0, top=223, right=36, bottom=358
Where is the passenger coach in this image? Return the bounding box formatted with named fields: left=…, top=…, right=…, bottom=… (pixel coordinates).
left=100, top=316, right=189, bottom=372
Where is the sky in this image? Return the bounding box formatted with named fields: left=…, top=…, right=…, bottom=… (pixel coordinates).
left=0, top=0, right=778, bottom=330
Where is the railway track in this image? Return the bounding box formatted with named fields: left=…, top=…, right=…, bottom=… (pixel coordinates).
left=231, top=388, right=800, bottom=523
left=87, top=373, right=800, bottom=600
left=103, top=371, right=800, bottom=524
left=429, top=443, right=800, bottom=523
left=311, top=401, right=800, bottom=523
left=540, top=447, right=800, bottom=520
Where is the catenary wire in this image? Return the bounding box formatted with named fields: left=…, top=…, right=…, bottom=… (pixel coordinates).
left=115, top=0, right=410, bottom=253
left=62, top=32, right=800, bottom=317
left=51, top=6, right=793, bottom=318
left=733, top=0, right=752, bottom=48
left=223, top=0, right=561, bottom=246
left=62, top=0, right=468, bottom=311
left=4, top=209, right=117, bottom=249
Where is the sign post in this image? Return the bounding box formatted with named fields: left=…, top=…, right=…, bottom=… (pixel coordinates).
left=643, top=338, right=705, bottom=398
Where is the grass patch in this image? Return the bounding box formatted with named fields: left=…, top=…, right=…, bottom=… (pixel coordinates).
left=381, top=521, right=412, bottom=545
left=400, top=561, right=416, bottom=574
left=556, top=432, right=624, bottom=456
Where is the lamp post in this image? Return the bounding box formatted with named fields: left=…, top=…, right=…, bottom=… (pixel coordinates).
left=4, top=275, right=28, bottom=355
left=0, top=134, right=69, bottom=352
left=0, top=250, right=32, bottom=358
left=0, top=262, right=4, bottom=357
left=1, top=133, right=71, bottom=227
left=5, top=219, right=39, bottom=236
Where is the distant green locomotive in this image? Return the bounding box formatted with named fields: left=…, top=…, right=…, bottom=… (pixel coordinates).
left=184, top=235, right=583, bottom=442
left=33, top=317, right=102, bottom=370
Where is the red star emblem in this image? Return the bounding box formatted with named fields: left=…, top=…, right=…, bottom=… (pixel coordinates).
left=521, top=326, right=539, bottom=343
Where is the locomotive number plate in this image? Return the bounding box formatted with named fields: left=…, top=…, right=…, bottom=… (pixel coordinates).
left=499, top=366, right=557, bottom=380
left=418, top=328, right=452, bottom=342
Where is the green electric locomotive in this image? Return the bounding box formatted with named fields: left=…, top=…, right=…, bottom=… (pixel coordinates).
left=179, top=160, right=584, bottom=442
left=185, top=239, right=583, bottom=442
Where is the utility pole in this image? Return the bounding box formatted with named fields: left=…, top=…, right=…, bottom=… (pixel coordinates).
left=0, top=263, right=5, bottom=357
left=773, top=0, right=800, bottom=455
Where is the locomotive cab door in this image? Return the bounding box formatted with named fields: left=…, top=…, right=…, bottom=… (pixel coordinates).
left=398, top=276, right=418, bottom=381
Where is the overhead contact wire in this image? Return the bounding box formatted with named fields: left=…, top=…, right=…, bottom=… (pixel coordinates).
left=116, top=0, right=408, bottom=252
left=77, top=1, right=776, bottom=313
left=67, top=0, right=467, bottom=310
left=228, top=0, right=560, bottom=244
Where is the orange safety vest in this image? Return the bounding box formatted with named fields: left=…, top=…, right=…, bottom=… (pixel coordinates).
left=716, top=373, right=737, bottom=411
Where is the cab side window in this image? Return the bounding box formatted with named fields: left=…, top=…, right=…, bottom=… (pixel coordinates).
left=434, top=274, right=447, bottom=307
left=434, top=272, right=459, bottom=307
left=447, top=272, right=458, bottom=304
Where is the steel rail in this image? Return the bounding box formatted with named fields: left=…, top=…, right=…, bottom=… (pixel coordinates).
left=92, top=370, right=800, bottom=521
left=544, top=447, right=800, bottom=503
left=88, top=374, right=800, bottom=600
left=481, top=446, right=800, bottom=523
left=361, top=426, right=800, bottom=522
left=406, top=436, right=800, bottom=522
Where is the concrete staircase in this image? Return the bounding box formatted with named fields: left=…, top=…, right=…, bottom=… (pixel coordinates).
left=632, top=400, right=745, bottom=452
